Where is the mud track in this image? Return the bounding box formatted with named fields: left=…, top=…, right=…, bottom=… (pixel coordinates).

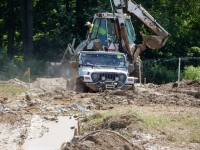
left=0, top=78, right=200, bottom=150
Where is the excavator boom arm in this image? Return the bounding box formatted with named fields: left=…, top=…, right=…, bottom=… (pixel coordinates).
left=113, top=0, right=170, bottom=50
left=127, top=0, right=169, bottom=37
left=113, top=0, right=170, bottom=37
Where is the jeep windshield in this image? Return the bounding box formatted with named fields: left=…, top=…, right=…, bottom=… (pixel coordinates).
left=80, top=53, right=126, bottom=67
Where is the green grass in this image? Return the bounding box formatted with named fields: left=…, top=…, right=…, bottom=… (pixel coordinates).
left=140, top=114, right=200, bottom=143
left=84, top=110, right=140, bottom=125
left=142, top=115, right=171, bottom=128
left=0, top=84, right=27, bottom=96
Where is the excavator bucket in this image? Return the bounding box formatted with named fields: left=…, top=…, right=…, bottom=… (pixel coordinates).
left=45, top=39, right=76, bottom=78
left=140, top=32, right=169, bottom=50
left=46, top=62, right=62, bottom=77
left=46, top=61, right=72, bottom=79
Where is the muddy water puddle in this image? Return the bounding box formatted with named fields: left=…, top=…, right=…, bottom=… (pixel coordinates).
left=22, top=116, right=77, bottom=150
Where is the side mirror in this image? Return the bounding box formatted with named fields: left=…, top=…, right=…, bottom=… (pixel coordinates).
left=125, top=62, right=129, bottom=67
left=78, top=60, right=83, bottom=65
left=70, top=61, right=77, bottom=68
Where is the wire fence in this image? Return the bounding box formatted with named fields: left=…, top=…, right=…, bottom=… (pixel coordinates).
left=138, top=57, right=200, bottom=84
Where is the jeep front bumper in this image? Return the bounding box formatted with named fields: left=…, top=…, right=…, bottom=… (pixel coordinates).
left=86, top=81, right=133, bottom=92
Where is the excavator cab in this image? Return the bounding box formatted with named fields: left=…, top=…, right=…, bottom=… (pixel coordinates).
left=90, top=18, right=108, bottom=45
left=90, top=14, right=136, bottom=48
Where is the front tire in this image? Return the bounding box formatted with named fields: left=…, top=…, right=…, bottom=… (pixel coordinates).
left=128, top=84, right=136, bottom=92
left=74, top=78, right=88, bottom=93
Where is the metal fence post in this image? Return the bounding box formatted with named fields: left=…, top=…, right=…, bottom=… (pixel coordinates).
left=139, top=61, right=141, bottom=84
left=178, top=58, right=181, bottom=87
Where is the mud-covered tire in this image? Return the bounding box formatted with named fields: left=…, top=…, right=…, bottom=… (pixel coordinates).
left=74, top=78, right=88, bottom=93
left=128, top=85, right=136, bottom=92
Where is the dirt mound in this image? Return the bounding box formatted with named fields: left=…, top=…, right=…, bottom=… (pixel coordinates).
left=63, top=130, right=144, bottom=150
left=0, top=78, right=29, bottom=89
left=31, top=78, right=67, bottom=91
left=172, top=80, right=200, bottom=88
left=82, top=113, right=142, bottom=131
left=186, top=80, right=200, bottom=87
left=89, top=81, right=200, bottom=108
left=62, top=114, right=144, bottom=150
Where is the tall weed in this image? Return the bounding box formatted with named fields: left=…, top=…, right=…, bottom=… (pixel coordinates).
left=183, top=66, right=200, bottom=81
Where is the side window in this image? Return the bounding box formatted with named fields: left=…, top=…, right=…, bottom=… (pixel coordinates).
left=107, top=19, right=117, bottom=43
left=91, top=19, right=100, bottom=39
left=97, top=19, right=107, bottom=46
left=126, top=19, right=136, bottom=44
left=90, top=18, right=107, bottom=46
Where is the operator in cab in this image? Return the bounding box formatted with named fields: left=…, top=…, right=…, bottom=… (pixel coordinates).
left=85, top=21, right=93, bottom=34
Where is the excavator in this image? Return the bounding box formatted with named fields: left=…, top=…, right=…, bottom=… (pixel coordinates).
left=48, top=0, right=170, bottom=92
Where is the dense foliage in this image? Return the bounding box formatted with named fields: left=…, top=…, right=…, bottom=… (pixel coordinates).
left=0, top=0, right=200, bottom=83
left=183, top=66, right=200, bottom=81
left=143, top=63, right=180, bottom=84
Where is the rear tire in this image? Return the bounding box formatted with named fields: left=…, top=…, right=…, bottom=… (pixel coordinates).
left=130, top=59, right=143, bottom=83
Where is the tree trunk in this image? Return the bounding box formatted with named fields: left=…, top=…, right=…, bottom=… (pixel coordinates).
left=20, top=0, right=27, bottom=59
left=7, top=0, right=14, bottom=59
left=65, top=0, right=70, bottom=12
left=76, top=0, right=82, bottom=32
left=26, top=0, right=33, bottom=60
left=65, top=0, right=69, bottom=11
left=20, top=0, right=33, bottom=61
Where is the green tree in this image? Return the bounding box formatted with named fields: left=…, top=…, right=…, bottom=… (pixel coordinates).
left=137, top=0, right=200, bottom=59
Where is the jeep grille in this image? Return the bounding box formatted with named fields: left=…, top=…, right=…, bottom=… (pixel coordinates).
left=91, top=72, right=126, bottom=83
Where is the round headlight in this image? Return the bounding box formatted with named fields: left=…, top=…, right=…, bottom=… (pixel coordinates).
left=92, top=73, right=99, bottom=79
left=91, top=73, right=100, bottom=82
left=119, top=74, right=125, bottom=81
left=101, top=76, right=106, bottom=81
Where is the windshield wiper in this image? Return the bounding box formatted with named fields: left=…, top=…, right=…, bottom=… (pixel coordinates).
left=97, top=65, right=126, bottom=68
